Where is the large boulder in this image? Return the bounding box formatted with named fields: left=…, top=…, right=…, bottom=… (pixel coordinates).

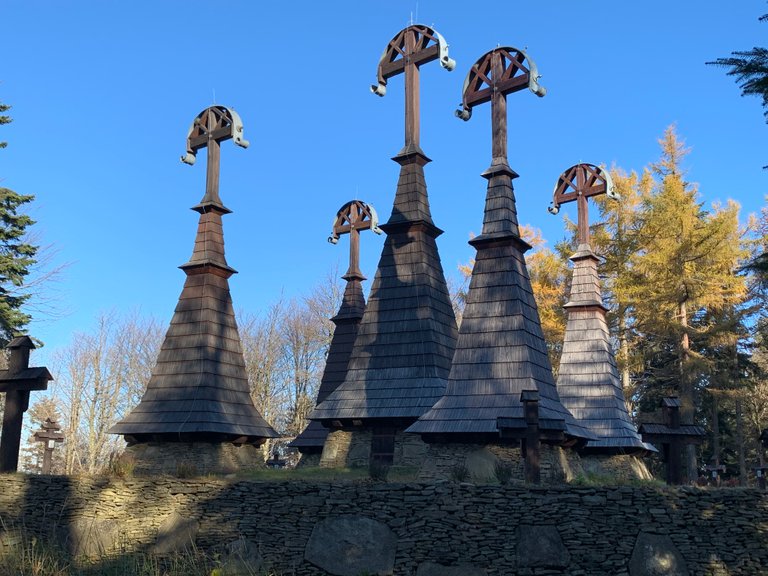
left=629, top=532, right=689, bottom=576
left=152, top=511, right=199, bottom=555
left=305, top=515, right=397, bottom=576
left=517, top=524, right=570, bottom=568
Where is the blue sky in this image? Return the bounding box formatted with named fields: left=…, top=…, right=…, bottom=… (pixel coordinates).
left=3, top=1, right=767, bottom=363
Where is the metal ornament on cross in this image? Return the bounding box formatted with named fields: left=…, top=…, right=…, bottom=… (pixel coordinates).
left=371, top=25, right=455, bottom=150
left=548, top=163, right=618, bottom=246
left=328, top=200, right=382, bottom=280
left=180, top=105, right=249, bottom=207
left=456, top=46, right=545, bottom=168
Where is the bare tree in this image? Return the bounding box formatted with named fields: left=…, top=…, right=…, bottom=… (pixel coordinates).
left=52, top=311, right=162, bottom=474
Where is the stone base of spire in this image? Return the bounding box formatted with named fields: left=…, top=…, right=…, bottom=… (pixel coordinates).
left=124, top=441, right=267, bottom=476
left=579, top=454, right=653, bottom=482
left=416, top=442, right=585, bottom=484
left=318, top=429, right=429, bottom=468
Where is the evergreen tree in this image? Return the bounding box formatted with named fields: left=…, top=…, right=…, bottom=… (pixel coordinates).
left=708, top=9, right=768, bottom=123
left=0, top=100, right=38, bottom=345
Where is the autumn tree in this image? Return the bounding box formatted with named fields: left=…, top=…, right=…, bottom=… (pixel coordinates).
left=627, top=127, right=748, bottom=480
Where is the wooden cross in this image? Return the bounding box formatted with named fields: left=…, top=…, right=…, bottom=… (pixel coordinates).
left=181, top=105, right=249, bottom=207
left=456, top=47, right=545, bottom=168
left=639, top=396, right=705, bottom=485
left=33, top=418, right=64, bottom=474
left=328, top=200, right=382, bottom=280
left=371, top=24, right=455, bottom=151
left=0, top=336, right=53, bottom=472
left=548, top=163, right=618, bottom=246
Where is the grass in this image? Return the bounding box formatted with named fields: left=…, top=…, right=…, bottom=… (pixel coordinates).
left=0, top=530, right=279, bottom=576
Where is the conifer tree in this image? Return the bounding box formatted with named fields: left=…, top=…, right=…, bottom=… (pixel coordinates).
left=0, top=100, right=37, bottom=345
left=629, top=127, right=748, bottom=480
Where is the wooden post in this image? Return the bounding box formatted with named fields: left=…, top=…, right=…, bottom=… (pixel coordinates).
left=0, top=337, right=52, bottom=472
left=639, top=396, right=705, bottom=485
left=521, top=390, right=541, bottom=484
left=329, top=200, right=382, bottom=281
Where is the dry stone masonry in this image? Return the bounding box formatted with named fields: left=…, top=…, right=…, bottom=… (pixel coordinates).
left=0, top=475, right=766, bottom=575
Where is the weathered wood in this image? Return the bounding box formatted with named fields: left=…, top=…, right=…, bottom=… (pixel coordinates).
left=0, top=337, right=52, bottom=472
left=110, top=107, right=277, bottom=444
left=639, top=397, right=705, bottom=485
left=291, top=201, right=381, bottom=453
left=32, top=418, right=64, bottom=474
left=313, top=47, right=458, bottom=428
left=370, top=25, right=454, bottom=152
left=410, top=48, right=592, bottom=445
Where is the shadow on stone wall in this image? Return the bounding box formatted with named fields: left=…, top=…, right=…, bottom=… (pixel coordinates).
left=1, top=474, right=767, bottom=575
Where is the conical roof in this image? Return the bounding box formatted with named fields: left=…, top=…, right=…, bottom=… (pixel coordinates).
left=311, top=150, right=458, bottom=423
left=110, top=201, right=278, bottom=441
left=290, top=277, right=366, bottom=449
left=408, top=164, right=593, bottom=441
left=556, top=244, right=649, bottom=451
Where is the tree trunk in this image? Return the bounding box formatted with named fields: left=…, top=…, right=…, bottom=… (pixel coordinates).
left=678, top=300, right=698, bottom=483
left=736, top=396, right=747, bottom=486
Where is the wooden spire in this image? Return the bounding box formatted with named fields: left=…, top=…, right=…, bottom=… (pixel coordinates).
left=110, top=106, right=277, bottom=444
left=550, top=163, right=650, bottom=453
left=409, top=48, right=593, bottom=444
left=311, top=26, right=458, bottom=428
left=291, top=201, right=381, bottom=452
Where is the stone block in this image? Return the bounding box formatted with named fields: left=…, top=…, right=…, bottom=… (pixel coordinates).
left=153, top=511, right=199, bottom=555
left=629, top=532, right=689, bottom=576
left=517, top=524, right=570, bottom=568
left=218, top=538, right=264, bottom=576
left=465, top=447, right=499, bottom=482
left=68, top=517, right=120, bottom=559
left=305, top=515, right=396, bottom=576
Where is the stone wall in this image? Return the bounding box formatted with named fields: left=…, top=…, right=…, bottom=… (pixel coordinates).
left=319, top=429, right=428, bottom=468
left=418, top=442, right=586, bottom=483
left=126, top=442, right=266, bottom=476
left=0, top=474, right=766, bottom=575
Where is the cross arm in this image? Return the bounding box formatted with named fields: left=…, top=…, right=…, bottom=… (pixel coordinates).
left=371, top=24, right=455, bottom=97
left=181, top=106, right=249, bottom=165
left=548, top=163, right=617, bottom=215
left=456, top=46, right=545, bottom=121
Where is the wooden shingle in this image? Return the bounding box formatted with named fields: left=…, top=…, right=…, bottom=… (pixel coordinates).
left=311, top=152, right=458, bottom=425
left=110, top=201, right=278, bottom=443
left=556, top=245, right=650, bottom=452
left=408, top=164, right=593, bottom=442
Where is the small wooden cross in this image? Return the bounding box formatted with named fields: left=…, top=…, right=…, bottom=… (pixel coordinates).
left=181, top=105, right=249, bottom=207
left=371, top=25, right=455, bottom=151
left=0, top=336, right=53, bottom=472
left=328, top=200, right=382, bottom=280
left=33, top=417, right=64, bottom=474
left=456, top=47, right=545, bottom=168
left=548, top=163, right=618, bottom=246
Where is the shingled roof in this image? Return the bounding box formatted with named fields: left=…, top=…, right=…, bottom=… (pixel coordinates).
left=110, top=199, right=278, bottom=442
left=407, top=163, right=593, bottom=442
left=310, top=149, right=458, bottom=423
left=555, top=244, right=651, bottom=452
left=290, top=276, right=366, bottom=450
